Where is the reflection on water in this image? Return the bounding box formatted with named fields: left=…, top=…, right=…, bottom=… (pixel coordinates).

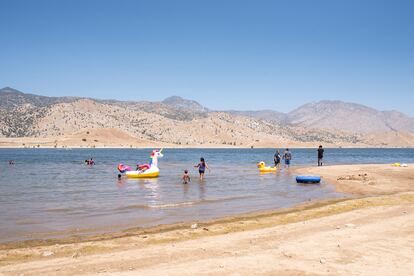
left=0, top=148, right=413, bottom=242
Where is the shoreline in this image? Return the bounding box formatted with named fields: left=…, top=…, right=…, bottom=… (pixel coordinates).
left=0, top=196, right=351, bottom=250
left=1, top=192, right=413, bottom=274
left=1, top=163, right=413, bottom=274
left=1, top=145, right=414, bottom=149
left=1, top=192, right=412, bottom=251
left=1, top=163, right=412, bottom=249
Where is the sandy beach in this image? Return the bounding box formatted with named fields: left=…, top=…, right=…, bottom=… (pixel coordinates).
left=1, top=164, right=413, bottom=275
left=294, top=163, right=414, bottom=195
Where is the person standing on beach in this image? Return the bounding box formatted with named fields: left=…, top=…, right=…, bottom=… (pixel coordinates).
left=282, top=148, right=292, bottom=168
left=317, top=145, right=324, bottom=166
left=274, top=150, right=281, bottom=168
left=194, top=157, right=210, bottom=180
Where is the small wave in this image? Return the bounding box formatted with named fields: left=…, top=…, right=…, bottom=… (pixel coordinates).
left=115, top=204, right=152, bottom=211
left=14, top=219, right=43, bottom=225
left=45, top=208, right=73, bottom=213
left=116, top=195, right=254, bottom=210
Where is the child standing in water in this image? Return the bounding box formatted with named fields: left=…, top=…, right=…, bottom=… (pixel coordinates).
left=194, top=157, right=210, bottom=180
left=182, top=170, right=191, bottom=184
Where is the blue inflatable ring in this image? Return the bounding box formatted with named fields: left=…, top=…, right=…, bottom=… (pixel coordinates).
left=296, top=175, right=321, bottom=184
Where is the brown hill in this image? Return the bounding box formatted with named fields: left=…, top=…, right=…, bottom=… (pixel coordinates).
left=1, top=87, right=413, bottom=147
left=286, top=100, right=414, bottom=134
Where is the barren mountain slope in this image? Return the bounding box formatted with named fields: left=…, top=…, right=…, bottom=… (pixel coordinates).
left=32, top=99, right=360, bottom=147
left=1, top=88, right=414, bottom=147
left=287, top=100, right=414, bottom=134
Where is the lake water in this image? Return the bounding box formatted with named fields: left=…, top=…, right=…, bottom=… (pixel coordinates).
left=0, top=148, right=413, bottom=243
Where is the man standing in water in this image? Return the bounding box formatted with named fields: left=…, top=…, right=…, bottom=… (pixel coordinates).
left=317, top=145, right=324, bottom=166
left=282, top=148, right=292, bottom=168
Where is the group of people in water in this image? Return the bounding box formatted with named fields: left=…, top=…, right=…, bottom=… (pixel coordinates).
left=182, top=157, right=210, bottom=184
left=184, top=146, right=323, bottom=184
left=273, top=148, right=292, bottom=168
left=84, top=158, right=95, bottom=165
left=87, top=146, right=324, bottom=184
left=273, top=145, right=324, bottom=168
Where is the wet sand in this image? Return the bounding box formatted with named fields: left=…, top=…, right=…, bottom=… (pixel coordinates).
left=1, top=164, right=413, bottom=275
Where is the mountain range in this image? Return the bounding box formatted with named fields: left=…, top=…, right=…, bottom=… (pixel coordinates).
left=1, top=87, right=414, bottom=148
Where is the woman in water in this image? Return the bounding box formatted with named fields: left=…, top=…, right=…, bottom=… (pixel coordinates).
left=194, top=157, right=210, bottom=180
left=274, top=150, right=281, bottom=168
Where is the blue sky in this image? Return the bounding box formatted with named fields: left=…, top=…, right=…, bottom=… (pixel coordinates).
left=1, top=0, right=413, bottom=115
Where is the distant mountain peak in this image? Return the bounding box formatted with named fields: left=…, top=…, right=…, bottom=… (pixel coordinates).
left=0, top=87, right=24, bottom=94
left=162, top=95, right=207, bottom=113
left=163, top=95, right=184, bottom=102
left=287, top=100, right=414, bottom=133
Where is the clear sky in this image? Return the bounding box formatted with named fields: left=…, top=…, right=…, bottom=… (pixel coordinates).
left=1, top=0, right=413, bottom=115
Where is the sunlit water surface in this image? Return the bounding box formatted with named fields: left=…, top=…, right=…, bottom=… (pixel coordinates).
left=0, top=148, right=413, bottom=242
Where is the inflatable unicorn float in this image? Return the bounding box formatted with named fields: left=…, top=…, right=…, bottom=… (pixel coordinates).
left=118, top=149, right=164, bottom=178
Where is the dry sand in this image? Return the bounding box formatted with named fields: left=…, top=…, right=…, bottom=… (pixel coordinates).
left=294, top=163, right=414, bottom=195
left=1, top=164, right=413, bottom=275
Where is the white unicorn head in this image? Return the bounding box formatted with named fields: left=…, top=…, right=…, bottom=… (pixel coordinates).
left=150, top=149, right=164, bottom=168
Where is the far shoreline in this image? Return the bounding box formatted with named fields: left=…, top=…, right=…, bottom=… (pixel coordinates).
left=1, top=145, right=414, bottom=149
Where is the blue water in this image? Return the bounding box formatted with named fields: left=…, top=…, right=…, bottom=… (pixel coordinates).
left=0, top=148, right=413, bottom=243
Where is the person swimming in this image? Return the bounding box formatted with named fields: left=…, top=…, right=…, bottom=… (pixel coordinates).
left=182, top=170, right=191, bottom=184
left=194, top=157, right=210, bottom=180
left=85, top=158, right=95, bottom=165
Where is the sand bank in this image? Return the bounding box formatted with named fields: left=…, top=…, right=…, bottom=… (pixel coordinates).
left=1, top=164, right=413, bottom=275
left=294, top=163, right=414, bottom=195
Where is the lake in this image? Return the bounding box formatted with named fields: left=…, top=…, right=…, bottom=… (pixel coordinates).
left=0, top=148, right=413, bottom=243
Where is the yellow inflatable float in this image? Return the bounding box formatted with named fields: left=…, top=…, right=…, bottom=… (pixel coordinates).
left=118, top=149, right=164, bottom=178
left=257, top=161, right=277, bottom=173
left=392, top=163, right=408, bottom=167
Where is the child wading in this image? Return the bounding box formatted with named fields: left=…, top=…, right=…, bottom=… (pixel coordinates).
left=194, top=157, right=210, bottom=180
left=182, top=170, right=191, bottom=184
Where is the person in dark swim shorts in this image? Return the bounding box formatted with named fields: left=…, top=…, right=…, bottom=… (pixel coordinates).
left=194, top=157, right=210, bottom=180
left=283, top=148, right=292, bottom=168
left=317, top=145, right=324, bottom=166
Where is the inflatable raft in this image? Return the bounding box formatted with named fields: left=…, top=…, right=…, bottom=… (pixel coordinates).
left=126, top=167, right=160, bottom=178
left=296, top=175, right=321, bottom=184
left=118, top=149, right=164, bottom=179
left=257, top=161, right=277, bottom=173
